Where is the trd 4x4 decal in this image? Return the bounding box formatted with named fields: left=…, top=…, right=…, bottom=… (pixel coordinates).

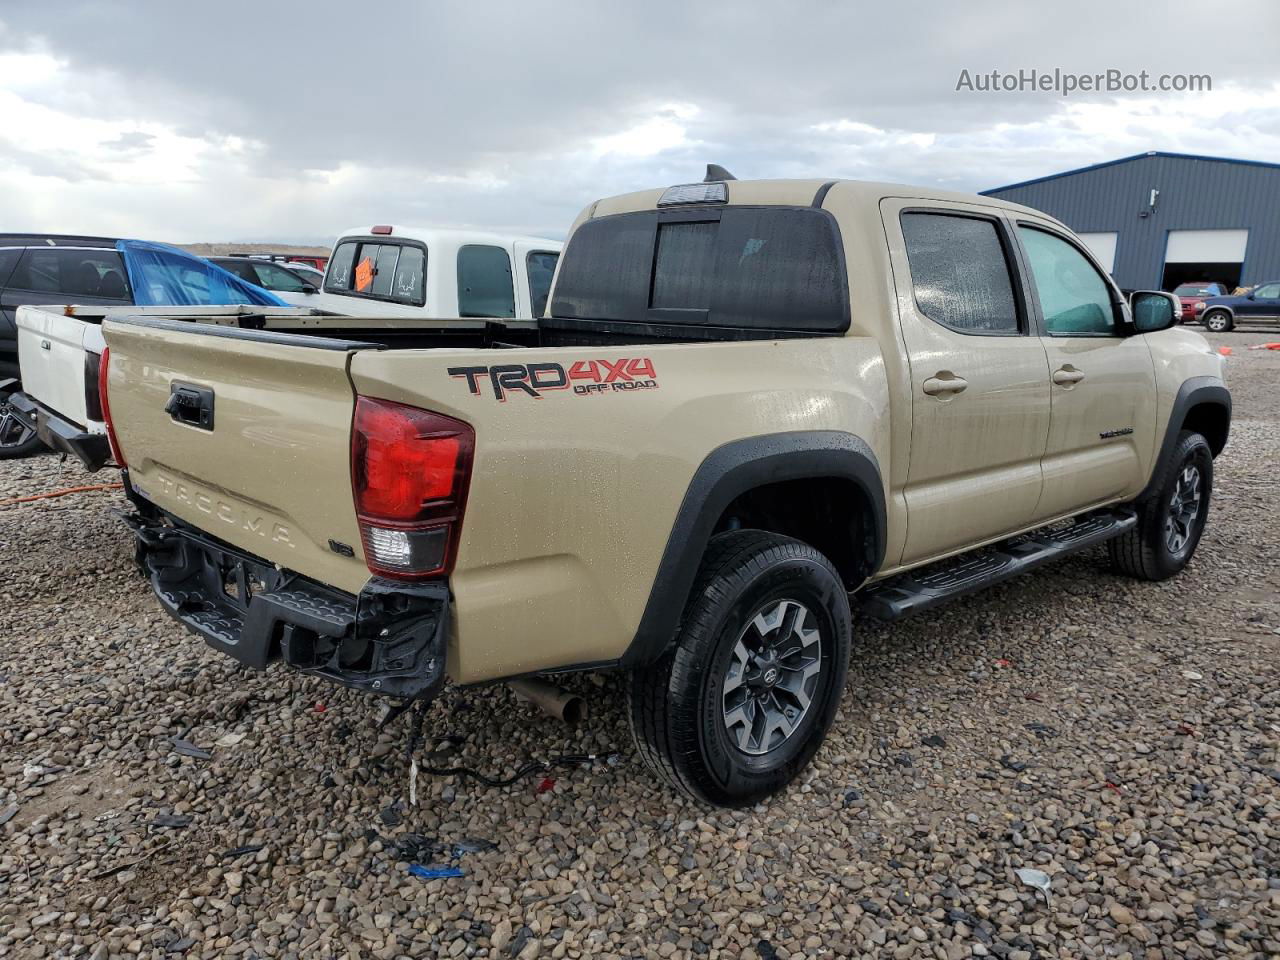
left=448, top=358, right=659, bottom=401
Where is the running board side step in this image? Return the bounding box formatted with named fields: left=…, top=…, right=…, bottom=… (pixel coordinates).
left=858, top=507, right=1137, bottom=621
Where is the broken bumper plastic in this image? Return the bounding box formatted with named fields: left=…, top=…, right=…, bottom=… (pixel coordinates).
left=123, top=508, right=449, bottom=700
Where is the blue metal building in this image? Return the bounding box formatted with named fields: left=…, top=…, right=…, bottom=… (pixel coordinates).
left=982, top=151, right=1280, bottom=292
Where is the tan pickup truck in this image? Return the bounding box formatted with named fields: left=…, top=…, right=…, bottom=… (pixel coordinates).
left=100, top=172, right=1230, bottom=805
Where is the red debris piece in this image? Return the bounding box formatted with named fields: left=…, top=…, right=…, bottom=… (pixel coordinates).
left=1218, top=346, right=1232, bottom=356
left=314, top=702, right=327, bottom=713
left=1104, top=781, right=1123, bottom=795
left=535, top=777, right=556, bottom=795
left=994, top=658, right=1012, bottom=668
left=1177, top=723, right=1195, bottom=736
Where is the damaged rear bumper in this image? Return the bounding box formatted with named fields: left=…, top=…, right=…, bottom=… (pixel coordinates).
left=123, top=508, right=448, bottom=700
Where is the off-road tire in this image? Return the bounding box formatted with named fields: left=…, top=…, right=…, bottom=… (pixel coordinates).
left=628, top=530, right=852, bottom=806
left=1110, top=430, right=1213, bottom=581
left=1202, top=309, right=1233, bottom=333
left=0, top=398, right=45, bottom=459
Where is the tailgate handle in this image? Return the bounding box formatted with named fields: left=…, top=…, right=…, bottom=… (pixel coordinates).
left=165, top=382, right=215, bottom=431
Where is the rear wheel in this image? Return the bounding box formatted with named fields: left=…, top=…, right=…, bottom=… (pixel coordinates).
left=629, top=531, right=851, bottom=806
left=0, top=399, right=45, bottom=459
left=1202, top=309, right=1233, bottom=333
left=1110, top=431, right=1213, bottom=581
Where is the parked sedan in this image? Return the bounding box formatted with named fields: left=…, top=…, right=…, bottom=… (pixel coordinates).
left=1198, top=281, right=1280, bottom=332
left=210, top=257, right=319, bottom=300
left=1172, top=282, right=1229, bottom=324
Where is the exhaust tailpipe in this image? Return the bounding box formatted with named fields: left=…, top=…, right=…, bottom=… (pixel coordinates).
left=508, top=678, right=586, bottom=725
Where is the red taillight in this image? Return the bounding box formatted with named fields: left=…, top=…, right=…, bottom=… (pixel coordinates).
left=370, top=225, right=393, bottom=235
left=98, top=347, right=125, bottom=468
left=351, top=396, right=473, bottom=579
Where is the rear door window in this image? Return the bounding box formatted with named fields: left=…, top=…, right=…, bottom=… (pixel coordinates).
left=457, top=244, right=515, bottom=318
left=251, top=262, right=306, bottom=292
left=900, top=213, right=1020, bottom=334
left=10, top=248, right=130, bottom=300
left=526, top=251, right=559, bottom=317
left=549, top=207, right=847, bottom=332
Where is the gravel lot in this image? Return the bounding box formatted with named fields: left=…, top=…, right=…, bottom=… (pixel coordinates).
left=1, top=332, right=1277, bottom=960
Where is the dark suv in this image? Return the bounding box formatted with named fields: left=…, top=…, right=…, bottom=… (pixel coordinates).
left=0, top=235, right=132, bottom=383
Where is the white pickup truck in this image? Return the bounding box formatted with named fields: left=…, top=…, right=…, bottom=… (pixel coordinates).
left=273, top=226, right=563, bottom=319
left=4, top=227, right=562, bottom=467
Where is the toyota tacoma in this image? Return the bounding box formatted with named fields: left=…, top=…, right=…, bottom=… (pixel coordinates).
left=97, top=170, right=1230, bottom=805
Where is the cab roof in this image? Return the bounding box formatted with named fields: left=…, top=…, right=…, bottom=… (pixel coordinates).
left=589, top=177, right=1052, bottom=222
left=336, top=225, right=562, bottom=250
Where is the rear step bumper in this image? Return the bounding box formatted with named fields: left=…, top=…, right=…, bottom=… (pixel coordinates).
left=123, top=507, right=449, bottom=699
left=5, top=391, right=111, bottom=471
left=859, top=507, right=1137, bottom=621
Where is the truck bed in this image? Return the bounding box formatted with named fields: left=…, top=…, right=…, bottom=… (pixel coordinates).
left=101, top=310, right=885, bottom=685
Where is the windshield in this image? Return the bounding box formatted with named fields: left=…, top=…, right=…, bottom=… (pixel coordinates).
left=1174, top=284, right=1216, bottom=296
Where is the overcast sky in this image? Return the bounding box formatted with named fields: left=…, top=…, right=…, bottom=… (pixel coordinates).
left=1, top=1, right=1277, bottom=244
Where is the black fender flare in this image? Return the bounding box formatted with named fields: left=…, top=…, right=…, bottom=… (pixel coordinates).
left=1139, top=376, right=1231, bottom=501
left=620, top=430, right=886, bottom=668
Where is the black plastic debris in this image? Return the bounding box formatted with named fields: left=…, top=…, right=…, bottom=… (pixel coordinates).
left=1025, top=722, right=1059, bottom=739
left=169, top=738, right=212, bottom=760
left=842, top=788, right=862, bottom=807
left=1000, top=755, right=1027, bottom=773
left=151, top=813, right=192, bottom=829
left=757, top=940, right=779, bottom=960
left=379, top=803, right=404, bottom=828
left=221, top=844, right=265, bottom=860
left=451, top=837, right=497, bottom=855
left=921, top=734, right=947, bottom=748
left=165, top=937, right=196, bottom=954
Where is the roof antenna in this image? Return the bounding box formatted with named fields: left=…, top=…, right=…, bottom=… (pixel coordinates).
left=704, top=163, right=737, bottom=182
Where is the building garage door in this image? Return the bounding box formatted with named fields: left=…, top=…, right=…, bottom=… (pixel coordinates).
left=1163, top=229, right=1248, bottom=290
left=1077, top=232, right=1118, bottom=273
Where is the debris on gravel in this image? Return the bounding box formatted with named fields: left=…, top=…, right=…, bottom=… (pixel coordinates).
left=1, top=332, right=1277, bottom=958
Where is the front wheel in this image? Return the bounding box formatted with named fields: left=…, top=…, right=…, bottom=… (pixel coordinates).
left=1110, top=430, right=1213, bottom=581
left=629, top=531, right=852, bottom=806
left=1202, top=309, right=1233, bottom=333
left=0, top=399, right=45, bottom=459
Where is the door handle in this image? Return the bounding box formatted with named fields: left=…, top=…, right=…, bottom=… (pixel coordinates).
left=1052, top=366, right=1085, bottom=386
left=922, top=373, right=969, bottom=397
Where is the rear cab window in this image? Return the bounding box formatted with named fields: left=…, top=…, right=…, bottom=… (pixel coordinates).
left=324, top=238, right=426, bottom=306
left=549, top=207, right=848, bottom=334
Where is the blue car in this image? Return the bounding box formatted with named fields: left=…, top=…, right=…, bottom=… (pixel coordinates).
left=1198, top=280, right=1280, bottom=333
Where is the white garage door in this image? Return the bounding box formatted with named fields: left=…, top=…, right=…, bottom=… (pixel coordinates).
left=1076, top=232, right=1118, bottom=273
left=1165, top=229, right=1249, bottom=263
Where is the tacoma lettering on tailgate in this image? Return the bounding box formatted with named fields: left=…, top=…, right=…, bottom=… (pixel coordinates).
left=448, top=358, right=658, bottom=402
left=152, top=473, right=294, bottom=547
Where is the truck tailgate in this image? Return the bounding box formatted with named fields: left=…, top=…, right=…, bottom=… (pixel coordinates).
left=16, top=305, right=96, bottom=429
left=103, top=318, right=372, bottom=595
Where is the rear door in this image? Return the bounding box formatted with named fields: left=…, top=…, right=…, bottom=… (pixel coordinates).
left=103, top=317, right=371, bottom=595
left=1013, top=221, right=1158, bottom=518
left=881, top=199, right=1052, bottom=565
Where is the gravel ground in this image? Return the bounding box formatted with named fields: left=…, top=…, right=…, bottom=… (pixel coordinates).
left=1, top=332, right=1277, bottom=960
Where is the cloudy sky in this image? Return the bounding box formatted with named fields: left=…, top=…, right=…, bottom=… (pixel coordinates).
left=1, top=1, right=1277, bottom=244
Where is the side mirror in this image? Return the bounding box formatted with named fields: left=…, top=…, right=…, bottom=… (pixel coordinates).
left=1130, top=291, right=1180, bottom=333
left=301, top=283, right=317, bottom=294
